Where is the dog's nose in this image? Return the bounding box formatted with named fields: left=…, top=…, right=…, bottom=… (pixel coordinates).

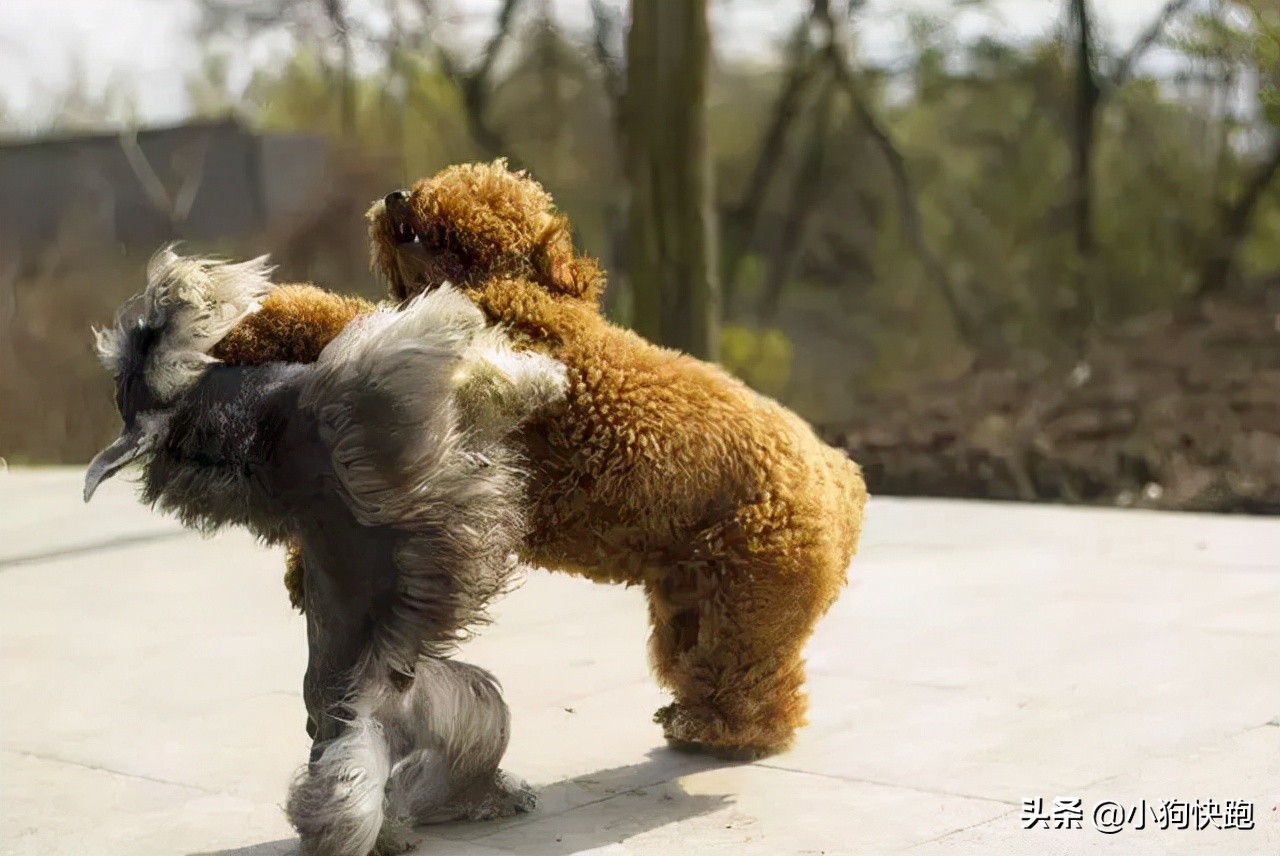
left=384, top=190, right=409, bottom=207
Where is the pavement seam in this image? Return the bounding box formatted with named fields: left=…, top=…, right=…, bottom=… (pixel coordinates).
left=897, top=808, right=1016, bottom=852
left=8, top=747, right=221, bottom=795
left=753, top=761, right=1019, bottom=807
left=0, top=529, right=191, bottom=571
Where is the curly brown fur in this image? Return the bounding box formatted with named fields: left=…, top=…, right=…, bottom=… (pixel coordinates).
left=223, top=161, right=868, bottom=757
left=373, top=169, right=603, bottom=303
left=374, top=163, right=869, bottom=757
left=212, top=284, right=377, bottom=365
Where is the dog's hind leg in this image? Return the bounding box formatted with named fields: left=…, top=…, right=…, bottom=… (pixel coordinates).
left=381, top=658, right=536, bottom=827
left=647, top=564, right=815, bottom=759
left=647, top=505, right=845, bottom=759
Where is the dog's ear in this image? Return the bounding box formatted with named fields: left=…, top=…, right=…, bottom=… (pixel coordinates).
left=531, top=212, right=604, bottom=302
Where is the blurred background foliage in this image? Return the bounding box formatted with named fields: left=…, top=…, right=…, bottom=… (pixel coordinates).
left=1, top=0, right=1278, bottom=511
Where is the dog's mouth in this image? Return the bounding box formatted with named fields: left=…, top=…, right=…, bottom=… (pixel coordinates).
left=385, top=192, right=423, bottom=246
left=378, top=192, right=439, bottom=298
left=392, top=218, right=420, bottom=246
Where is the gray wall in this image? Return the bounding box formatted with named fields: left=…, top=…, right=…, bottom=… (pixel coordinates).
left=0, top=119, right=329, bottom=260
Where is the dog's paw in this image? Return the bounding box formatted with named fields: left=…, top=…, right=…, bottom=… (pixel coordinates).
left=497, top=770, right=538, bottom=814
left=665, top=736, right=775, bottom=762
left=372, top=818, right=419, bottom=856
left=463, top=770, right=537, bottom=821
left=656, top=702, right=791, bottom=761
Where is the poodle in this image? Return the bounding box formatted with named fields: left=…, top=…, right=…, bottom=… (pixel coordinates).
left=216, top=161, right=869, bottom=758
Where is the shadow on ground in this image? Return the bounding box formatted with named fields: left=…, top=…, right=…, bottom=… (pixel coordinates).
left=190, top=749, right=733, bottom=856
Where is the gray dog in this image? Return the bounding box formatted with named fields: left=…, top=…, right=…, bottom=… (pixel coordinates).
left=84, top=248, right=566, bottom=855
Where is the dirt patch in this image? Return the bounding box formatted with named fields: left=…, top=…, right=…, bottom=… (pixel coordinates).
left=826, top=288, right=1280, bottom=514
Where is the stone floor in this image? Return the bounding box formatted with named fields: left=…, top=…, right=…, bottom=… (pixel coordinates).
left=2, top=467, right=1278, bottom=855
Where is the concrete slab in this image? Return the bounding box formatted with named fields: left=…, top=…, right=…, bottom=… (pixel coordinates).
left=1, top=467, right=1278, bottom=855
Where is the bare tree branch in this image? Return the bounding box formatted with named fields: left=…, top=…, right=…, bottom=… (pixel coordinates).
left=813, top=0, right=978, bottom=346
left=198, top=0, right=369, bottom=134
left=1112, top=0, right=1196, bottom=87
left=171, top=137, right=212, bottom=222
left=1226, top=138, right=1280, bottom=235
left=1064, top=0, right=1105, bottom=342
left=722, top=11, right=824, bottom=305
left=117, top=129, right=210, bottom=230
left=118, top=129, right=176, bottom=215
left=588, top=0, right=626, bottom=111
left=320, top=0, right=357, bottom=135
left=585, top=0, right=633, bottom=319
left=1058, top=0, right=1194, bottom=338
left=428, top=0, right=527, bottom=161
left=197, top=0, right=307, bottom=38
left=532, top=3, right=566, bottom=170
left=758, top=77, right=837, bottom=323
left=476, top=0, right=524, bottom=87
left=1068, top=0, right=1100, bottom=273
left=1197, top=136, right=1280, bottom=296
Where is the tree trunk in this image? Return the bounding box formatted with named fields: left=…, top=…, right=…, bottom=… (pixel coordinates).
left=1068, top=0, right=1100, bottom=328
left=624, top=0, right=720, bottom=360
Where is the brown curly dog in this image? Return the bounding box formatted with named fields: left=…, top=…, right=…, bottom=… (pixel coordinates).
left=215, top=161, right=868, bottom=758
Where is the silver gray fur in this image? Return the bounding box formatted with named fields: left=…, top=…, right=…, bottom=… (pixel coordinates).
left=87, top=248, right=564, bottom=856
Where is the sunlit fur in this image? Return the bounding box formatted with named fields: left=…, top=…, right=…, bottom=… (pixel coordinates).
left=94, top=245, right=277, bottom=400
left=299, top=288, right=567, bottom=665
left=218, top=162, right=869, bottom=759
left=287, top=658, right=534, bottom=856
left=91, top=254, right=560, bottom=855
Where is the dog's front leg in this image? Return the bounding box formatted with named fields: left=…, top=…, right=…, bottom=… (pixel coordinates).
left=288, top=544, right=401, bottom=856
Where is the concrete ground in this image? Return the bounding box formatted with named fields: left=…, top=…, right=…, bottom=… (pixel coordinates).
left=2, top=467, right=1279, bottom=856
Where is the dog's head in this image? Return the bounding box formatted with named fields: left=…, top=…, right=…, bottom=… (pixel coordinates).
left=85, top=247, right=276, bottom=501
left=367, top=159, right=603, bottom=305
